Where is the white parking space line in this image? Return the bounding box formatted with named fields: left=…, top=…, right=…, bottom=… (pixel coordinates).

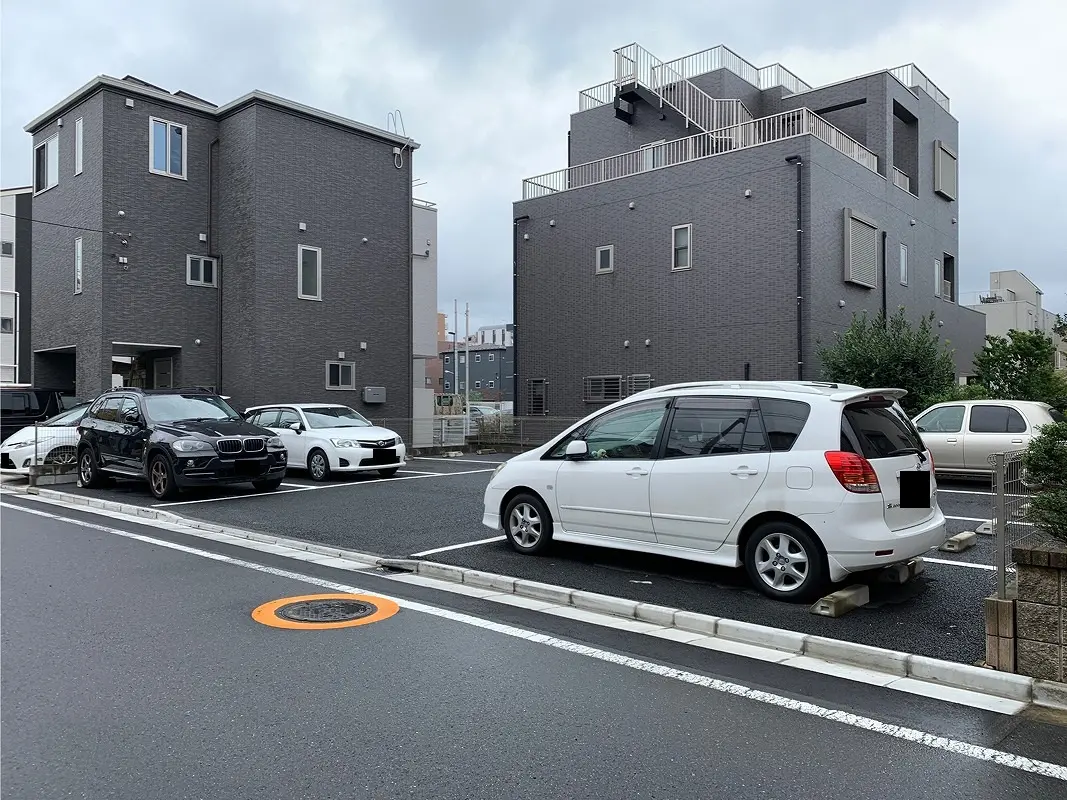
left=410, top=535, right=506, bottom=557
left=280, top=483, right=308, bottom=488
left=414, top=457, right=505, bottom=465
left=151, top=468, right=495, bottom=508
left=945, top=515, right=1032, bottom=528
left=923, top=556, right=995, bottom=571
left=6, top=501, right=1063, bottom=782
left=939, top=488, right=1029, bottom=499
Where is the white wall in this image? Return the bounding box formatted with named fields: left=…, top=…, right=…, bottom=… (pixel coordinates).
left=412, top=201, right=438, bottom=360
left=1, top=192, right=19, bottom=383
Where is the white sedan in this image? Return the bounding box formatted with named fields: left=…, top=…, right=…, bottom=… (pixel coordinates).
left=243, top=403, right=406, bottom=481
left=1, top=402, right=91, bottom=475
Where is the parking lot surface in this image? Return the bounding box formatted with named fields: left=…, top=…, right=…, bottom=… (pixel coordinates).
left=4, top=504, right=1066, bottom=799
left=8, top=456, right=1007, bottom=665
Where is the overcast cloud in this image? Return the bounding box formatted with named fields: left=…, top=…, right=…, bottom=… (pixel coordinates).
left=2, top=0, right=1063, bottom=332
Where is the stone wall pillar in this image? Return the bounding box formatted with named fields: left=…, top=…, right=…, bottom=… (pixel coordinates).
left=1011, top=542, right=1067, bottom=682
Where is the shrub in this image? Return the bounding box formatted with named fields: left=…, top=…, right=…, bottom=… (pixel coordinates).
left=1023, top=421, right=1067, bottom=544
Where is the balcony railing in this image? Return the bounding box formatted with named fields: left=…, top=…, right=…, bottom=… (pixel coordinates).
left=578, top=80, right=615, bottom=111
left=522, top=107, right=879, bottom=199
left=661, top=46, right=813, bottom=94
left=892, top=166, right=911, bottom=192
left=890, top=64, right=951, bottom=112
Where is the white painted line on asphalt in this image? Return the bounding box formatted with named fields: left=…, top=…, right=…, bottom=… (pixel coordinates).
left=939, top=488, right=1029, bottom=499
left=923, top=556, right=995, bottom=571
left=945, top=515, right=1033, bottom=528
left=410, top=535, right=505, bottom=557
left=4, top=500, right=1063, bottom=782
left=151, top=468, right=495, bottom=508
left=414, top=456, right=505, bottom=465
left=281, top=482, right=308, bottom=488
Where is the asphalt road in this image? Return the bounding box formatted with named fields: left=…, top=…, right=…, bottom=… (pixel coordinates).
left=8, top=457, right=1008, bottom=665
left=2, top=503, right=1065, bottom=799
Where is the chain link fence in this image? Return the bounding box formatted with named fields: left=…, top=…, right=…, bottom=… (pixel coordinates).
left=989, top=451, right=1036, bottom=599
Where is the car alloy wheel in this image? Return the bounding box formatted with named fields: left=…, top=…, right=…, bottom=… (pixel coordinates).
left=150, top=459, right=169, bottom=497
left=79, top=451, right=94, bottom=485
left=46, top=446, right=77, bottom=467
left=753, top=531, right=810, bottom=593
left=508, top=502, right=543, bottom=548
left=309, top=452, right=328, bottom=480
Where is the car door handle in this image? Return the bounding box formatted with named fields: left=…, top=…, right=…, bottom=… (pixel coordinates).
left=1011, top=438, right=1024, bottom=444
left=946, top=438, right=957, bottom=443
left=626, top=467, right=649, bottom=477
left=730, top=467, right=759, bottom=477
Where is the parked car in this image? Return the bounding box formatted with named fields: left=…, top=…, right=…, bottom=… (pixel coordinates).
left=912, top=400, right=1065, bottom=477
left=77, top=387, right=287, bottom=500
left=1, top=401, right=92, bottom=475
left=0, top=386, right=72, bottom=443
left=243, top=403, right=406, bottom=481
left=482, top=380, right=947, bottom=602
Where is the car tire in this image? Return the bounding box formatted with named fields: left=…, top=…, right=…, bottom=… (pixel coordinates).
left=502, top=493, right=553, bottom=555
left=743, top=520, right=827, bottom=603
left=148, top=453, right=180, bottom=501
left=78, top=446, right=104, bottom=489
left=45, top=445, right=77, bottom=468
left=378, top=467, right=399, bottom=478
left=252, top=477, right=284, bottom=492
left=307, top=448, right=331, bottom=482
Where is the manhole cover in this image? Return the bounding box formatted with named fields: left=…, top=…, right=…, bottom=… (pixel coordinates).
left=275, top=598, right=376, bottom=623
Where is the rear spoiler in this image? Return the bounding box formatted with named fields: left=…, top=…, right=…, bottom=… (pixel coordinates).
left=829, top=387, right=908, bottom=404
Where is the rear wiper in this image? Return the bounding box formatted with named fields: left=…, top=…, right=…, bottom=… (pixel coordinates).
left=888, top=447, right=927, bottom=463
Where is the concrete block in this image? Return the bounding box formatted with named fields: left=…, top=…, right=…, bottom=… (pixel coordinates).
left=1033, top=679, right=1067, bottom=712
left=672, top=610, right=720, bottom=637
left=1017, top=565, right=1061, bottom=605
left=809, top=584, right=869, bottom=617
left=985, top=634, right=999, bottom=670
left=1015, top=640, right=1062, bottom=682
left=307, top=544, right=344, bottom=558
left=878, top=563, right=911, bottom=584
left=939, top=531, right=977, bottom=552
left=804, top=636, right=908, bottom=675
left=976, top=520, right=993, bottom=535
left=513, top=579, right=573, bottom=605
left=907, top=557, right=924, bottom=578
left=635, top=603, right=677, bottom=627
left=1016, top=601, right=1061, bottom=644
left=570, top=590, right=639, bottom=618
left=909, top=653, right=1033, bottom=701
left=715, top=619, right=806, bottom=653
left=998, top=636, right=1016, bottom=673
left=416, top=561, right=466, bottom=583
left=463, top=570, right=517, bottom=593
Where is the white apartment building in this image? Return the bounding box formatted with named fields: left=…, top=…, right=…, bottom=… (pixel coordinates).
left=964, top=270, right=1067, bottom=370
left=1, top=186, right=32, bottom=384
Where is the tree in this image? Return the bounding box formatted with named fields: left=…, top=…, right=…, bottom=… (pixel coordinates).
left=1023, top=421, right=1067, bottom=544
left=972, top=329, right=1067, bottom=407
left=817, top=308, right=957, bottom=415
left=1052, top=313, right=1067, bottom=342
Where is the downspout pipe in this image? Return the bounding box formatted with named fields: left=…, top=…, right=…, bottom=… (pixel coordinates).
left=209, top=137, right=221, bottom=393
left=513, top=214, right=529, bottom=410
left=785, top=155, right=803, bottom=381
left=881, top=231, right=888, bottom=325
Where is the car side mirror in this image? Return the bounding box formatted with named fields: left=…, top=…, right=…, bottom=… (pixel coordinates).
left=123, top=409, right=142, bottom=425
left=565, top=439, right=588, bottom=460
left=288, top=422, right=303, bottom=433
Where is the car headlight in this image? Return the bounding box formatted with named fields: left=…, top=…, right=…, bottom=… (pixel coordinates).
left=492, top=462, right=507, bottom=479
left=171, top=438, right=214, bottom=453
left=266, top=436, right=284, bottom=448
left=331, top=438, right=359, bottom=448
left=5, top=437, right=39, bottom=449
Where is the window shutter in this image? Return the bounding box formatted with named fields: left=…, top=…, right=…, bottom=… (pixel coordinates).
left=843, top=209, right=878, bottom=288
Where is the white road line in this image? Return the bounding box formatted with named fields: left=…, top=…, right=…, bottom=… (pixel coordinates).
left=151, top=468, right=495, bottom=508
left=4, top=501, right=1064, bottom=782
left=945, top=515, right=1032, bottom=528
left=410, top=535, right=505, bottom=557
left=414, top=456, right=505, bottom=465
left=923, top=556, right=996, bottom=571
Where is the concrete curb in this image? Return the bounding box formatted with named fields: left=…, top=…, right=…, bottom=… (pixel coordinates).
left=16, top=487, right=1063, bottom=711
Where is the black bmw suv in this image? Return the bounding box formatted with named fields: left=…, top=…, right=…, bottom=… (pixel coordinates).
left=77, top=387, right=288, bottom=500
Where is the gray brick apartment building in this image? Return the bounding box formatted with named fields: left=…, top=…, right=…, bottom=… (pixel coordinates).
left=24, top=75, right=424, bottom=418
left=513, top=43, right=986, bottom=417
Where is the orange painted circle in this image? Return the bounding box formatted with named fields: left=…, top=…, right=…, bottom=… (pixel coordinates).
left=251, top=593, right=399, bottom=630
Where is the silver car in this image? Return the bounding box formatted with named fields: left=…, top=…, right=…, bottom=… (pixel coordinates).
left=912, top=400, right=1064, bottom=476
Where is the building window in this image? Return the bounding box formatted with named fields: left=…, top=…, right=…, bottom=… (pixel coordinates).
left=459, top=382, right=465, bottom=390
left=74, top=237, right=83, bottom=295
left=298, top=245, right=322, bottom=300
left=487, top=380, right=495, bottom=388
left=0, top=317, right=13, bottom=334
left=444, top=355, right=450, bottom=364
left=150, top=117, right=186, bottom=179
left=899, top=243, right=908, bottom=286
left=425, top=376, right=431, bottom=385
left=596, top=245, right=614, bottom=274
left=628, top=374, right=653, bottom=394
left=186, top=255, right=217, bottom=288
left=527, top=378, right=547, bottom=415
left=942, top=254, right=956, bottom=302
left=444, top=380, right=451, bottom=390
left=0, top=241, right=12, bottom=257
left=843, top=208, right=878, bottom=288
left=488, top=353, right=495, bottom=362
left=474, top=380, right=482, bottom=389
left=583, top=375, right=625, bottom=403
left=325, top=361, right=355, bottom=390
left=934, top=140, right=957, bottom=200
left=671, top=224, right=691, bottom=271
left=34, top=135, right=59, bottom=194
left=459, top=355, right=466, bottom=364
left=475, top=354, right=481, bottom=363
left=934, top=258, right=942, bottom=297
left=75, top=118, right=84, bottom=175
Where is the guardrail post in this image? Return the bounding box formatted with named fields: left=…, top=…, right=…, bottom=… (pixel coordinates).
left=993, top=452, right=1008, bottom=599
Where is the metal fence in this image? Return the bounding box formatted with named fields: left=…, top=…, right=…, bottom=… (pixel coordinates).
left=466, top=416, right=581, bottom=450
left=8, top=423, right=83, bottom=477
left=990, top=451, right=1037, bottom=599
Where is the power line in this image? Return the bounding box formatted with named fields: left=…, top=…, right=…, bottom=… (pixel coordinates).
left=0, top=212, right=130, bottom=237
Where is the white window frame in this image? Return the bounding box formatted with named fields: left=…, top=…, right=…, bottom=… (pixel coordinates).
left=488, top=353, right=495, bottom=362
left=444, top=355, right=450, bottom=364
left=148, top=117, right=188, bottom=180
left=475, top=353, right=481, bottom=363
left=596, top=244, right=614, bottom=274
left=899, top=243, right=908, bottom=286
left=74, top=237, right=83, bottom=295
left=325, top=360, right=356, bottom=390
left=444, top=380, right=451, bottom=390
left=933, top=140, right=957, bottom=201
left=297, top=244, right=322, bottom=301
left=934, top=258, right=943, bottom=298
left=75, top=118, right=84, bottom=176
left=671, top=224, right=692, bottom=271
left=1, top=241, right=13, bottom=258
left=474, top=380, right=482, bottom=389
left=487, top=380, right=495, bottom=388
left=186, top=255, right=218, bottom=288
left=459, top=381, right=466, bottom=391
left=459, top=354, right=466, bottom=364
left=33, top=134, right=59, bottom=195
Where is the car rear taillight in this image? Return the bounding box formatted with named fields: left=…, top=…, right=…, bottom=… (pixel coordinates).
left=824, top=451, right=881, bottom=493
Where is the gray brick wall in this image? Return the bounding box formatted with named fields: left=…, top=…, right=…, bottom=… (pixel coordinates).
left=688, top=69, right=764, bottom=119
left=569, top=103, right=691, bottom=167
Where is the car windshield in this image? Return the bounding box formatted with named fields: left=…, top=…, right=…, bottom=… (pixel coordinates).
left=41, top=404, right=89, bottom=426
left=303, top=406, right=372, bottom=429
left=144, top=394, right=239, bottom=423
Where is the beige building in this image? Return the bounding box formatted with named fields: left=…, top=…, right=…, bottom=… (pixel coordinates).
left=963, top=270, right=1067, bottom=370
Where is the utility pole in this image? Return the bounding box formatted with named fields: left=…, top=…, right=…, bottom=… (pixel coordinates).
left=452, top=299, right=458, bottom=399
left=464, top=302, right=471, bottom=436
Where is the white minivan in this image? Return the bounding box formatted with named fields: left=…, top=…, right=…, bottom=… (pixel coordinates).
left=482, top=381, right=947, bottom=602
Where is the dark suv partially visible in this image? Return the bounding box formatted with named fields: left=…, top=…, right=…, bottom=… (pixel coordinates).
left=77, top=387, right=288, bottom=500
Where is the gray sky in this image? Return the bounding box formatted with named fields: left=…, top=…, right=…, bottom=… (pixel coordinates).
left=2, top=0, right=1064, bottom=332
